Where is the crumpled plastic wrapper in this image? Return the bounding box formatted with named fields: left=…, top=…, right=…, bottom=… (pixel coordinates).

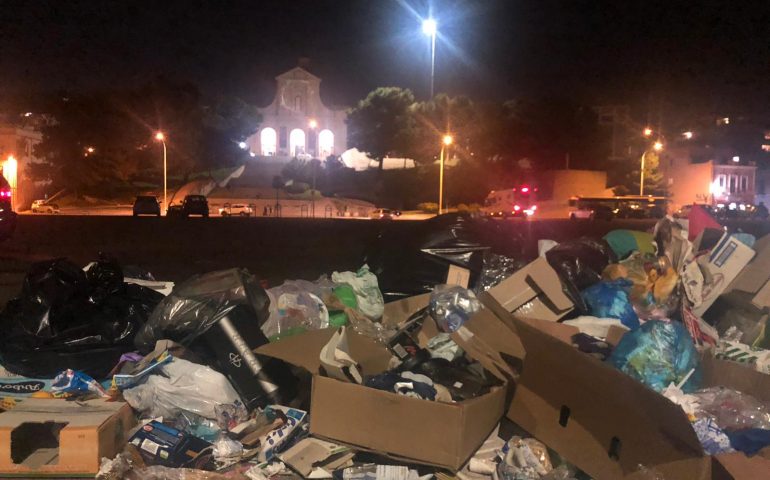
left=692, top=386, right=770, bottom=431
left=497, top=436, right=553, bottom=480
left=429, top=285, right=483, bottom=333
left=474, top=253, right=522, bottom=293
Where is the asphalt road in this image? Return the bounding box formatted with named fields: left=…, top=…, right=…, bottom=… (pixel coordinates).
left=1, top=215, right=769, bottom=303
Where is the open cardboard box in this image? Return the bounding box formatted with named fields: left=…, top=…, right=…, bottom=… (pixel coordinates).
left=256, top=320, right=513, bottom=471
left=502, top=313, right=770, bottom=480
left=255, top=256, right=575, bottom=471
left=0, top=398, right=134, bottom=477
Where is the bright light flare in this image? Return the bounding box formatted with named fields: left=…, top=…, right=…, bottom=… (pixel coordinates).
left=653, top=141, right=664, bottom=152
left=155, top=132, right=165, bottom=141
left=238, top=141, right=248, bottom=149
left=308, top=119, right=318, bottom=129
left=732, top=155, right=740, bottom=163
left=442, top=134, right=453, bottom=146
left=643, top=127, right=653, bottom=137
left=683, top=131, right=693, bottom=139
left=422, top=18, right=437, bottom=36
left=86, top=146, right=95, bottom=153
left=3, top=155, right=17, bottom=189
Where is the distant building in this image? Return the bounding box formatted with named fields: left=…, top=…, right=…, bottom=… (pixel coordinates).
left=0, top=115, right=45, bottom=210
left=661, top=145, right=756, bottom=211
left=247, top=66, right=347, bottom=160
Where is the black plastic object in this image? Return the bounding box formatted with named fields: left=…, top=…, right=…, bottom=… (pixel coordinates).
left=413, top=357, right=496, bottom=401
left=545, top=237, right=617, bottom=314
left=189, top=304, right=298, bottom=410
left=0, top=257, right=164, bottom=378
left=134, top=268, right=270, bottom=353
left=366, top=214, right=517, bottom=300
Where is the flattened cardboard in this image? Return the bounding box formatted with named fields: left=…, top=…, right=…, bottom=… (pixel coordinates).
left=724, top=233, right=770, bottom=308
left=506, top=315, right=770, bottom=480
left=694, top=233, right=756, bottom=316
left=507, top=317, right=710, bottom=480
left=487, top=257, right=573, bottom=321
left=0, top=399, right=134, bottom=477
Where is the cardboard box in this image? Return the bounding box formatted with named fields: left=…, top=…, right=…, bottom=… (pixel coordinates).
left=255, top=257, right=574, bottom=471
left=257, top=327, right=509, bottom=471
left=0, top=398, right=134, bottom=477
left=504, top=315, right=770, bottom=480
left=129, top=420, right=212, bottom=468
left=486, top=257, right=574, bottom=322
left=693, top=233, right=756, bottom=316
left=724, top=234, right=770, bottom=309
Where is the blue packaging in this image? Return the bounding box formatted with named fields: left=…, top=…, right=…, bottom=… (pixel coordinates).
left=129, top=420, right=213, bottom=468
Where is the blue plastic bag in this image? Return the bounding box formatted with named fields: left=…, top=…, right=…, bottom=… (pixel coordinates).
left=607, top=320, right=702, bottom=393
left=581, top=279, right=640, bottom=329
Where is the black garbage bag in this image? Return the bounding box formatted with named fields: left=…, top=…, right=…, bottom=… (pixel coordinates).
left=366, top=213, right=519, bottom=300
left=134, top=268, right=270, bottom=353
left=0, top=257, right=164, bottom=378
left=545, top=237, right=617, bottom=314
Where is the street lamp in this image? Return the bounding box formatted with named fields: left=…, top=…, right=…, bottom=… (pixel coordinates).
left=640, top=140, right=663, bottom=196
left=422, top=18, right=437, bottom=98
left=238, top=141, right=248, bottom=150
left=643, top=127, right=653, bottom=137
left=438, top=134, right=453, bottom=215
left=155, top=131, right=167, bottom=215
left=308, top=119, right=318, bottom=217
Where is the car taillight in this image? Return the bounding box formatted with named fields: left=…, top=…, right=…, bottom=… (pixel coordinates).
left=532, top=205, right=537, bottom=210
left=0, top=190, right=10, bottom=198
left=514, top=205, right=521, bottom=211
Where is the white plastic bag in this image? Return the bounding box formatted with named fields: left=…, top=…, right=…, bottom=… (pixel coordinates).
left=331, top=265, right=384, bottom=320
left=123, top=358, right=240, bottom=420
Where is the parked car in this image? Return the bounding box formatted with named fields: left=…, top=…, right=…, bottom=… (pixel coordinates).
left=181, top=195, right=209, bottom=217
left=219, top=203, right=253, bottom=217
left=166, top=203, right=184, bottom=217
left=370, top=208, right=394, bottom=220
left=673, top=204, right=713, bottom=219
left=569, top=203, right=614, bottom=221
left=31, top=199, right=60, bottom=214
left=132, top=196, right=161, bottom=216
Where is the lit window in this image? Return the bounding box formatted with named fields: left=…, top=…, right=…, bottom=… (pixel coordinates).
left=260, top=128, right=277, bottom=156
left=318, top=129, right=334, bottom=157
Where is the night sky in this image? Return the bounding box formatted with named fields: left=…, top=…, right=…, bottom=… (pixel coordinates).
left=2, top=0, right=770, bottom=114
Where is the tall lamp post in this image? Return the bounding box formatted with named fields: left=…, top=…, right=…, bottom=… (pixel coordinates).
left=308, top=119, right=318, bottom=218
left=155, top=132, right=167, bottom=214
left=438, top=134, right=453, bottom=215
left=422, top=18, right=437, bottom=98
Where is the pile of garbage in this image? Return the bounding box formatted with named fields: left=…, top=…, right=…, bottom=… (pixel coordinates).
left=0, top=209, right=769, bottom=480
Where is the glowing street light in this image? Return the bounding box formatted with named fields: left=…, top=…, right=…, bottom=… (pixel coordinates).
left=86, top=146, right=95, bottom=154
left=155, top=132, right=167, bottom=215
left=653, top=141, right=664, bottom=152
left=643, top=127, right=653, bottom=137
left=422, top=18, right=437, bottom=98
left=308, top=119, right=318, bottom=129
left=683, top=131, right=693, bottom=140
left=238, top=141, right=248, bottom=150
left=438, top=134, right=453, bottom=215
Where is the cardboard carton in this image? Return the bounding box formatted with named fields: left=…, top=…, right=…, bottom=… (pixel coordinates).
left=257, top=327, right=509, bottom=471
left=0, top=398, right=134, bottom=477
left=724, top=234, right=770, bottom=309
left=505, top=315, right=770, bottom=480
left=693, top=233, right=756, bottom=316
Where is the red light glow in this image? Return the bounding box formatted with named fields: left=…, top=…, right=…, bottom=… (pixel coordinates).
left=521, top=186, right=529, bottom=193
left=514, top=205, right=521, bottom=211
